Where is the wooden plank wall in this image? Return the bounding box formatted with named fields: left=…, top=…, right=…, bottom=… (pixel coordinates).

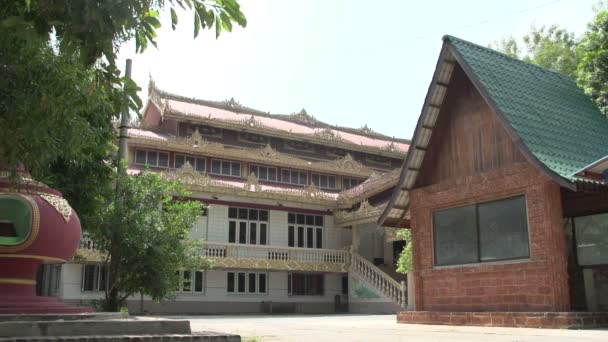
left=415, top=65, right=528, bottom=188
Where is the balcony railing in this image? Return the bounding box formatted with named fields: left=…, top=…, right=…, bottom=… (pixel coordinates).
left=203, top=241, right=350, bottom=272
left=79, top=233, right=99, bottom=251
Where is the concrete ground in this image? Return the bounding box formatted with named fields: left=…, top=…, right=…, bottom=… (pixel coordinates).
left=158, top=314, right=608, bottom=342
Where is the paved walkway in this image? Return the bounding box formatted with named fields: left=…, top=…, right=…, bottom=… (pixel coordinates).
left=161, top=314, right=608, bottom=342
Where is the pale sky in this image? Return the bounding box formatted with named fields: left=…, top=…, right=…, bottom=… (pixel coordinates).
left=117, top=0, right=597, bottom=140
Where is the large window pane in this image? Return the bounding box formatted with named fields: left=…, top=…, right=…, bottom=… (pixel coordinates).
left=575, top=212, right=608, bottom=266
left=316, top=228, right=323, bottom=249
left=231, top=162, right=241, bottom=176
left=222, top=161, right=231, bottom=175
left=194, top=271, right=204, bottom=292
left=182, top=270, right=191, bottom=292
left=433, top=205, right=478, bottom=265
left=260, top=224, right=267, bottom=245
left=288, top=226, right=295, bottom=247
left=228, top=221, right=236, bottom=243
left=297, top=227, right=304, bottom=248
left=158, top=153, right=169, bottom=167
left=248, top=273, right=256, bottom=293
left=135, top=150, right=147, bottom=164
left=227, top=272, right=234, bottom=293
left=195, top=158, right=205, bottom=172
left=250, top=222, right=257, bottom=244
left=239, top=222, right=247, bottom=244
left=237, top=272, right=246, bottom=293
left=282, top=169, right=290, bottom=183
left=147, top=151, right=158, bottom=166
left=175, top=155, right=185, bottom=169
left=259, top=274, right=266, bottom=293
left=268, top=168, right=277, bottom=181
left=212, top=160, right=221, bottom=174
left=479, top=196, right=529, bottom=261
left=306, top=227, right=314, bottom=248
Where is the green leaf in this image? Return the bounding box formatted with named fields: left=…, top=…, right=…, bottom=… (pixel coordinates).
left=170, top=8, right=178, bottom=30
left=193, top=12, right=200, bottom=38
left=215, top=17, right=222, bottom=38
left=220, top=12, right=232, bottom=32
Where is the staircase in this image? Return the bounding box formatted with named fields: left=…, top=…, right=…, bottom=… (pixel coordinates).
left=350, top=251, right=407, bottom=308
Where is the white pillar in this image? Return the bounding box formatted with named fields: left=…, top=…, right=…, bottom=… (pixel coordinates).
left=407, top=272, right=415, bottom=311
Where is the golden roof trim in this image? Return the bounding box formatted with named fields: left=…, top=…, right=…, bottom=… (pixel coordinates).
left=161, top=166, right=338, bottom=206
left=162, top=108, right=407, bottom=158
left=129, top=133, right=375, bottom=178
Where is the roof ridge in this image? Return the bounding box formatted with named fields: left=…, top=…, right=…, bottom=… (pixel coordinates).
left=148, top=79, right=411, bottom=144
left=442, top=35, right=575, bottom=81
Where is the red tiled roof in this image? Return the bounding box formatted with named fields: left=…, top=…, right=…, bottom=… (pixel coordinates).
left=165, top=99, right=409, bottom=152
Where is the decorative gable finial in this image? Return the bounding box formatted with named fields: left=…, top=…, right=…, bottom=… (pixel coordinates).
left=290, top=109, right=320, bottom=126
left=244, top=172, right=261, bottom=192
left=304, top=183, right=322, bottom=198
left=259, top=144, right=279, bottom=158
left=190, top=128, right=203, bottom=146
left=313, top=128, right=343, bottom=142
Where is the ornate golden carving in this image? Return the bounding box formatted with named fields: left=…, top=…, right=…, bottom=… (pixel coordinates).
left=237, top=115, right=265, bottom=128
left=209, top=257, right=348, bottom=273
left=382, top=141, right=401, bottom=153
left=132, top=132, right=376, bottom=177
left=161, top=97, right=406, bottom=158
left=289, top=109, right=320, bottom=126
left=258, top=144, right=280, bottom=159
left=163, top=163, right=216, bottom=188
left=335, top=200, right=387, bottom=227
left=40, top=194, right=73, bottom=223
left=244, top=173, right=261, bottom=192
left=313, top=128, right=343, bottom=142
left=163, top=165, right=336, bottom=206
left=304, top=184, right=322, bottom=199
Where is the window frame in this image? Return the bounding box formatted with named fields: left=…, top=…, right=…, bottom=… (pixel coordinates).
left=228, top=207, right=269, bottom=245
left=281, top=168, right=308, bottom=186
left=176, top=269, right=206, bottom=294
left=174, top=154, right=206, bottom=172
left=134, top=149, right=170, bottom=168
left=81, top=264, right=108, bottom=292
left=432, top=195, right=531, bottom=267
left=287, top=273, right=324, bottom=296
left=311, top=173, right=337, bottom=189
left=210, top=159, right=241, bottom=177
left=249, top=164, right=278, bottom=182
left=288, top=213, right=324, bottom=249
left=226, top=271, right=268, bottom=295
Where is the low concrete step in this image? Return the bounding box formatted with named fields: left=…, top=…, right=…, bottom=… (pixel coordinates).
left=0, top=331, right=240, bottom=342
left=0, top=312, right=128, bottom=322
left=0, top=319, right=191, bottom=337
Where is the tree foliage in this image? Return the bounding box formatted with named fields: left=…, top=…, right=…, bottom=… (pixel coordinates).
left=395, top=229, right=413, bottom=274
left=0, top=0, right=245, bottom=228
left=490, top=24, right=581, bottom=77
left=577, top=2, right=608, bottom=117
left=89, top=169, right=210, bottom=311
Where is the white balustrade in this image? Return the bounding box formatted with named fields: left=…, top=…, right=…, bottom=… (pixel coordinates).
left=202, top=241, right=348, bottom=266
left=350, top=251, right=407, bottom=308
left=79, top=233, right=99, bottom=251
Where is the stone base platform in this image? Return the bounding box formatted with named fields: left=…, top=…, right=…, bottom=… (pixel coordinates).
left=397, top=311, right=608, bottom=329
left=0, top=313, right=240, bottom=341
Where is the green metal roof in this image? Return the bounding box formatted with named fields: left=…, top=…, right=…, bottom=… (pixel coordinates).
left=445, top=35, right=608, bottom=182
